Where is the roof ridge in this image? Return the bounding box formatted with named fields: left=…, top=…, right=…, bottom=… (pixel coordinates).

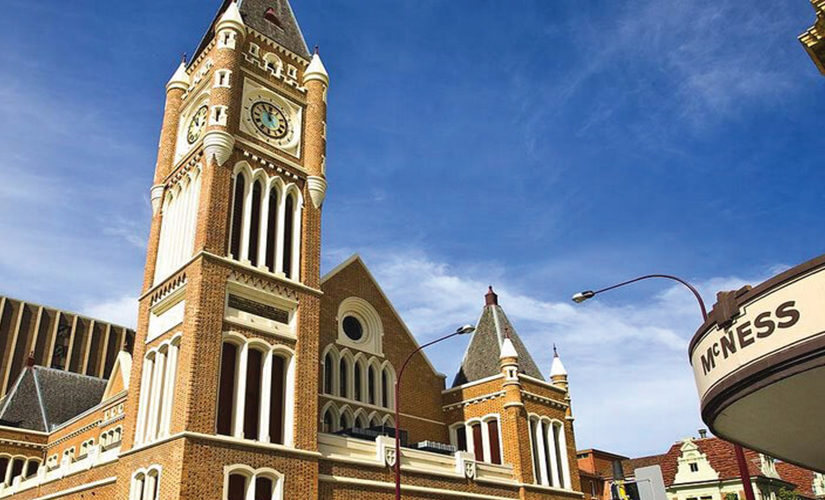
left=34, top=365, right=108, bottom=381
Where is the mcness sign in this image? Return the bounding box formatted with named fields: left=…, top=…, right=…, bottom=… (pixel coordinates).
left=690, top=264, right=825, bottom=402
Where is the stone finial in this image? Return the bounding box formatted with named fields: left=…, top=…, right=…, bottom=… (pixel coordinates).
left=216, top=0, right=246, bottom=34
left=166, top=61, right=189, bottom=92
left=304, top=52, right=329, bottom=86
left=26, top=351, right=35, bottom=367
left=500, top=338, right=518, bottom=361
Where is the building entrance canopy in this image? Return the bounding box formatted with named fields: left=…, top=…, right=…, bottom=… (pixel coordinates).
left=690, top=253, right=825, bottom=472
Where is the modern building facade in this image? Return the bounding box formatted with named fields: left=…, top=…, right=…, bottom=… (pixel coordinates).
left=0, top=295, right=135, bottom=401
left=0, top=1, right=584, bottom=499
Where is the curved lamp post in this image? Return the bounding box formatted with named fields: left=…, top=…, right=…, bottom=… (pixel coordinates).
left=572, top=274, right=756, bottom=500
left=394, top=324, right=475, bottom=500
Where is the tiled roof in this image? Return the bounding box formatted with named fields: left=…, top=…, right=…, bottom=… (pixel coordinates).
left=452, top=289, right=544, bottom=387
left=775, top=462, right=817, bottom=499
left=0, top=366, right=107, bottom=432
left=193, top=0, right=310, bottom=63
left=621, top=454, right=666, bottom=478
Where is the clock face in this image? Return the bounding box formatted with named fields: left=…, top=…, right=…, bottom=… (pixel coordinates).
left=187, top=106, right=208, bottom=144
left=250, top=101, right=290, bottom=139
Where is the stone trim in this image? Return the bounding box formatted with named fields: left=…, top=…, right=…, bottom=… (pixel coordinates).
left=442, top=391, right=506, bottom=411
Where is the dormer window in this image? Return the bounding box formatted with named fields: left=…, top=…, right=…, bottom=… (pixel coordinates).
left=264, top=7, right=285, bottom=30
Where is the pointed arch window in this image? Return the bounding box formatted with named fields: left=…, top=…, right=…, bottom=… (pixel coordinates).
left=339, top=358, right=349, bottom=398
left=229, top=173, right=246, bottom=259
left=227, top=164, right=302, bottom=282
left=265, top=187, right=279, bottom=272
left=247, top=181, right=263, bottom=266
left=381, top=367, right=393, bottom=408
left=353, top=364, right=362, bottom=402
left=282, top=194, right=294, bottom=278
left=323, top=352, right=334, bottom=394
left=367, top=365, right=377, bottom=405
left=322, top=407, right=334, bottom=433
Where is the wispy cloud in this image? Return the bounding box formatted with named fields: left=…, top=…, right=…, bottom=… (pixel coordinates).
left=82, top=295, right=138, bottom=328
left=324, top=245, right=775, bottom=456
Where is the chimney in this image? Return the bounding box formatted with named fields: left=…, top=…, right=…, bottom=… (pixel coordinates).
left=698, top=429, right=708, bottom=439
left=485, top=286, right=498, bottom=306
left=26, top=352, right=36, bottom=367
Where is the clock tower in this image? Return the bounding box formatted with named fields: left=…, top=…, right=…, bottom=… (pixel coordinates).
left=118, top=0, right=329, bottom=497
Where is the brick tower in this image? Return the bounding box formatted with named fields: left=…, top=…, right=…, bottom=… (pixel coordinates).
left=118, top=0, right=328, bottom=497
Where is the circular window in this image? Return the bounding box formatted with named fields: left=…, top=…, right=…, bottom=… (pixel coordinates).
left=342, top=316, right=364, bottom=341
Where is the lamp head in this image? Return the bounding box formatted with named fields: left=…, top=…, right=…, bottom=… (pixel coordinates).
left=456, top=324, right=476, bottom=335
left=571, top=290, right=596, bottom=304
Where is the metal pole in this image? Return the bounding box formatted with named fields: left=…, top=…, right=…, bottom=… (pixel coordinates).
left=394, top=329, right=467, bottom=500
left=584, top=274, right=756, bottom=500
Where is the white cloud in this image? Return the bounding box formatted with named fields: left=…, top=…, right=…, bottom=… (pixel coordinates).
left=82, top=295, right=138, bottom=329
left=325, top=246, right=774, bottom=457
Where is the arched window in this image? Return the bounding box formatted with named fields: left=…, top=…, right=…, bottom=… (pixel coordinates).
left=154, top=170, right=202, bottom=284
left=265, top=188, right=279, bottom=272
left=131, top=466, right=161, bottom=500
left=322, top=408, right=334, bottom=433
left=367, top=365, right=377, bottom=405
left=24, top=459, right=39, bottom=478
left=339, top=358, right=349, bottom=398
left=339, top=412, right=350, bottom=431
left=229, top=173, right=246, bottom=259
left=135, top=336, right=181, bottom=445
left=224, top=467, right=283, bottom=500
left=528, top=417, right=571, bottom=488
left=451, top=416, right=503, bottom=465
left=217, top=342, right=238, bottom=436
left=282, top=194, right=294, bottom=278
left=215, top=335, right=294, bottom=446
left=353, top=363, right=362, bottom=402
left=247, top=181, right=263, bottom=266
left=227, top=473, right=247, bottom=500
left=323, top=351, right=334, bottom=395
left=381, top=367, right=392, bottom=408
left=269, top=355, right=287, bottom=445
left=244, top=348, right=264, bottom=440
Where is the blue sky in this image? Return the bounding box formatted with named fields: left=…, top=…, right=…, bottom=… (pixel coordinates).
left=1, top=0, right=822, bottom=458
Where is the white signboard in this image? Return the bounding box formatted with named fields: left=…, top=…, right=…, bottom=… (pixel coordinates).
left=692, top=266, right=825, bottom=400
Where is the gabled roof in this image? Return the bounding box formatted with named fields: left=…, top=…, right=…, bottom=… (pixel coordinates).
left=193, top=0, right=311, bottom=63
left=0, top=366, right=107, bottom=432
left=451, top=287, right=543, bottom=387
left=321, top=254, right=443, bottom=378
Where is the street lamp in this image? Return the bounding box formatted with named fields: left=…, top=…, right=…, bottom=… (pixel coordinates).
left=572, top=274, right=755, bottom=500
left=394, top=324, right=475, bottom=500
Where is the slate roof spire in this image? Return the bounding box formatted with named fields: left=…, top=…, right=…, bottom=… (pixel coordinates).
left=192, top=0, right=311, bottom=62
left=451, top=287, right=544, bottom=387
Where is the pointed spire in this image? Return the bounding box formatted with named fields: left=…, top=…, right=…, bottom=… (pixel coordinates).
left=216, top=0, right=246, bottom=34
left=304, top=51, right=330, bottom=86
left=485, top=286, right=498, bottom=306
left=550, top=346, right=567, bottom=377
left=166, top=61, right=190, bottom=92
left=500, top=337, right=518, bottom=360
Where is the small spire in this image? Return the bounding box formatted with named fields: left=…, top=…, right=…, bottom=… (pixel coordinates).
left=485, top=286, right=498, bottom=306
left=551, top=347, right=568, bottom=377
left=500, top=338, right=518, bottom=360
left=304, top=51, right=330, bottom=85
